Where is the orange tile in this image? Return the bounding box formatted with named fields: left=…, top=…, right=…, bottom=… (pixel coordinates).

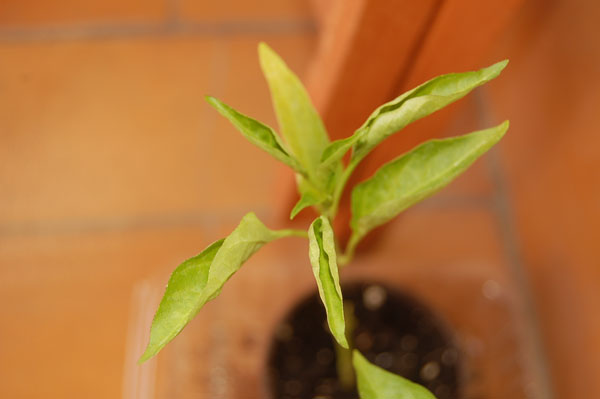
left=179, top=0, right=312, bottom=23
left=0, top=38, right=213, bottom=226
left=0, top=35, right=315, bottom=229
left=0, top=226, right=213, bottom=399
left=0, top=0, right=167, bottom=28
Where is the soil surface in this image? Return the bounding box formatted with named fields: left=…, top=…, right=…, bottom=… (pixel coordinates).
left=267, top=282, right=460, bottom=399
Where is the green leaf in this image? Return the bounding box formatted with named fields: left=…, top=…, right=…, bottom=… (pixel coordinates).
left=320, top=60, right=508, bottom=169
left=138, top=239, right=223, bottom=363
left=353, top=350, right=437, bottom=399
left=351, top=121, right=509, bottom=242
left=258, top=42, right=331, bottom=182
left=308, top=216, right=348, bottom=348
left=205, top=96, right=302, bottom=173
left=290, top=191, right=322, bottom=220
left=139, top=212, right=301, bottom=363
left=201, top=212, right=295, bottom=301
left=320, top=135, right=356, bottom=165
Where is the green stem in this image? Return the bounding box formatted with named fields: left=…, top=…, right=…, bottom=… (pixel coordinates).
left=328, top=163, right=356, bottom=219
left=328, top=152, right=366, bottom=222
left=338, top=232, right=361, bottom=267
left=335, top=300, right=357, bottom=391
left=279, top=229, right=309, bottom=239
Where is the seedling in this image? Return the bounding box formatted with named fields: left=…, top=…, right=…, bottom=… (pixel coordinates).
left=139, top=42, right=508, bottom=398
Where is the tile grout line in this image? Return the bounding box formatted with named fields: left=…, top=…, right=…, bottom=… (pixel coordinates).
left=474, top=88, right=555, bottom=399
left=0, top=193, right=493, bottom=238
left=0, top=19, right=317, bottom=43
left=0, top=209, right=269, bottom=238
left=165, top=0, right=181, bottom=27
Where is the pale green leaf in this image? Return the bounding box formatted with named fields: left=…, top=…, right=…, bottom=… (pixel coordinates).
left=320, top=135, right=356, bottom=166
left=201, top=212, right=295, bottom=301
left=290, top=191, right=322, bottom=220
left=205, top=96, right=302, bottom=172
left=138, top=239, right=223, bottom=363
left=258, top=42, right=331, bottom=182
left=353, top=350, right=437, bottom=399
left=320, top=60, right=508, bottom=169
left=351, top=121, right=509, bottom=241
left=140, top=213, right=301, bottom=363
left=308, top=216, right=348, bottom=348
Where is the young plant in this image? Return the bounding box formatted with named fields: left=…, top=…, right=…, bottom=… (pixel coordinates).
left=139, top=42, right=508, bottom=398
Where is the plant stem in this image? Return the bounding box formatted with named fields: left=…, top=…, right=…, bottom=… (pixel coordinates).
left=328, top=162, right=357, bottom=219
left=334, top=300, right=357, bottom=391
left=338, top=232, right=361, bottom=267
left=328, top=150, right=367, bottom=221
left=279, top=229, right=309, bottom=239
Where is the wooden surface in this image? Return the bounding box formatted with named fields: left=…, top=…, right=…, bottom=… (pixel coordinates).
left=306, top=0, right=439, bottom=139
left=487, top=0, right=600, bottom=397
left=359, top=0, right=526, bottom=176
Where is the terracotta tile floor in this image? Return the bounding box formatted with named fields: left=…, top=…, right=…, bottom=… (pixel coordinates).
left=1, top=0, right=599, bottom=398
left=0, top=0, right=168, bottom=28
left=0, top=227, right=209, bottom=398
left=0, top=3, right=317, bottom=397
left=179, top=0, right=312, bottom=23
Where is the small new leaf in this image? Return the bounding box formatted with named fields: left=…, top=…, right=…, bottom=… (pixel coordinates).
left=206, top=96, right=302, bottom=173
left=320, top=60, right=508, bottom=170
left=351, top=121, right=509, bottom=242
left=139, top=212, right=300, bottom=363
left=258, top=42, right=331, bottom=183
left=353, top=350, right=437, bottom=399
left=308, top=216, right=348, bottom=348
left=290, top=191, right=322, bottom=220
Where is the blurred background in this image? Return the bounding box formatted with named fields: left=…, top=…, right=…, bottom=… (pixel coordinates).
left=1, top=0, right=598, bottom=398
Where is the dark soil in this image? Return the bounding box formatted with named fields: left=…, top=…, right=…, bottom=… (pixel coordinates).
left=267, top=282, right=461, bottom=399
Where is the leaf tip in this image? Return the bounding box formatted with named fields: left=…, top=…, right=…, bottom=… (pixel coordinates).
left=489, top=59, right=509, bottom=75
left=292, top=199, right=309, bottom=220
left=205, top=95, right=218, bottom=107
left=258, top=41, right=275, bottom=62
left=257, top=41, right=269, bottom=52
left=137, top=346, right=155, bottom=365
left=258, top=42, right=287, bottom=76
left=496, top=120, right=510, bottom=138
left=337, top=335, right=350, bottom=349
